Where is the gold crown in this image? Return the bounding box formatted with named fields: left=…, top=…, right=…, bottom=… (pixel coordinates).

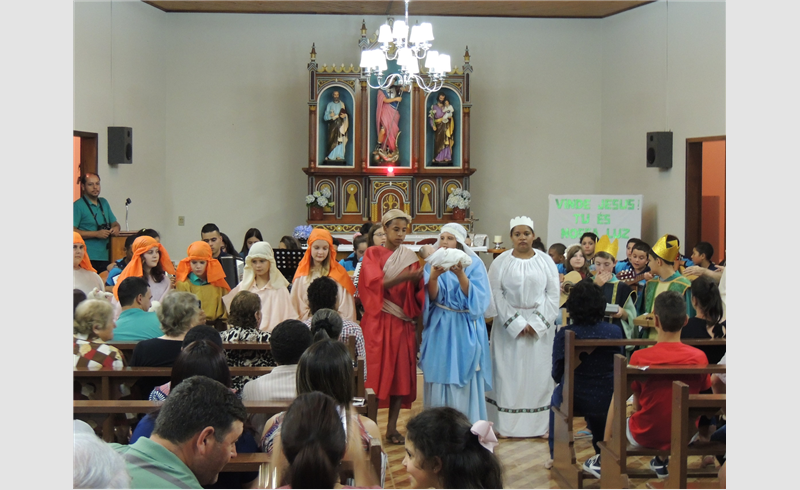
left=651, top=234, right=680, bottom=263
left=594, top=235, right=619, bottom=259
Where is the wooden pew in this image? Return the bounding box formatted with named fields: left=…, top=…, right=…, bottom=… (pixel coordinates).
left=107, top=340, right=272, bottom=360
left=75, top=357, right=367, bottom=402
left=597, top=355, right=725, bottom=488
left=75, top=391, right=382, bottom=488
left=551, top=334, right=726, bottom=489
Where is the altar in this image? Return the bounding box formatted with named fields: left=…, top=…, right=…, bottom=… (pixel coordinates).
left=302, top=21, right=477, bottom=234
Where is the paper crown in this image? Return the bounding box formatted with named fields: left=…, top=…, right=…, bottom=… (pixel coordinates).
left=651, top=234, right=680, bottom=263
left=594, top=235, right=619, bottom=259
left=509, top=216, right=534, bottom=231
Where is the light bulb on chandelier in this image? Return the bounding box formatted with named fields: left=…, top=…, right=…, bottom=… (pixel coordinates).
left=359, top=0, right=450, bottom=93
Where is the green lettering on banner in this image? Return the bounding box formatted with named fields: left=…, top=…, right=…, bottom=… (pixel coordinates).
left=607, top=228, right=630, bottom=239
left=597, top=214, right=611, bottom=225
left=626, top=199, right=635, bottom=210
left=556, top=199, right=564, bottom=209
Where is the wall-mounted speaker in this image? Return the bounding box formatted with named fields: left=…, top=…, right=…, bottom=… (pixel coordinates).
left=646, top=131, right=672, bottom=169
left=108, top=127, right=133, bottom=164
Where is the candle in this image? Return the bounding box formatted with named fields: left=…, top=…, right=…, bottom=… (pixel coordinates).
left=493, top=235, right=502, bottom=243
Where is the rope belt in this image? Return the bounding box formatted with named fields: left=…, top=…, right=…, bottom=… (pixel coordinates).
left=434, top=302, right=469, bottom=313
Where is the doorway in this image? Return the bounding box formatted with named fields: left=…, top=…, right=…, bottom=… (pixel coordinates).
left=685, top=136, right=726, bottom=264
left=73, top=131, right=98, bottom=199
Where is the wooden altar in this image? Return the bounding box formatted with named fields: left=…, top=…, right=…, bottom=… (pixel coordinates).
left=303, top=22, right=475, bottom=234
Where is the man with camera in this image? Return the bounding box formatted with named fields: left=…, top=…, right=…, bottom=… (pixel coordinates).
left=74, top=173, right=120, bottom=272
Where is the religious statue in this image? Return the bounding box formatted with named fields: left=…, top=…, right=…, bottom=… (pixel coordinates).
left=374, top=83, right=408, bottom=163
left=324, top=90, right=348, bottom=162
left=429, top=91, right=455, bottom=165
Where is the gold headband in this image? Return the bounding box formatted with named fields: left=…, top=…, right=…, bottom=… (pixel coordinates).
left=651, top=234, right=680, bottom=263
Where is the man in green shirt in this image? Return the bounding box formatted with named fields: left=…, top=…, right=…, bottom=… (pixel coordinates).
left=114, top=277, right=163, bottom=341
left=111, top=376, right=246, bottom=489
left=73, top=173, right=120, bottom=272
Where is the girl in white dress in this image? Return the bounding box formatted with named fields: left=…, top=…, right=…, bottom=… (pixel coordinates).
left=484, top=216, right=560, bottom=437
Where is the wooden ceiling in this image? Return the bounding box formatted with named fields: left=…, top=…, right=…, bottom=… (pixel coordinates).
left=143, top=1, right=655, bottom=19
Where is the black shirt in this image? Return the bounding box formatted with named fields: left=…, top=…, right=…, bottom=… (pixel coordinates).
left=129, top=338, right=183, bottom=398
left=680, top=317, right=726, bottom=365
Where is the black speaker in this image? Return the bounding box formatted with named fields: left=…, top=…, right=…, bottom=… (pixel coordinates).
left=646, top=131, right=672, bottom=169
left=108, top=127, right=133, bottom=164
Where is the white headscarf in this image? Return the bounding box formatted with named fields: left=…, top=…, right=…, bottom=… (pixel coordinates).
left=239, top=241, right=289, bottom=291
left=435, top=222, right=478, bottom=258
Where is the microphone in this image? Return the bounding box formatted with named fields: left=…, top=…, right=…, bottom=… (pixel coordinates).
left=125, top=198, right=131, bottom=231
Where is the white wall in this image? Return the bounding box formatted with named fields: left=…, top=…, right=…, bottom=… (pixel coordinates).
left=74, top=0, right=167, bottom=238
left=600, top=1, right=726, bottom=247
left=73, top=1, right=724, bottom=257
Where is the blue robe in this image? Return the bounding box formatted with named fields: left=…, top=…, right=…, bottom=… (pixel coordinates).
left=420, top=258, right=492, bottom=423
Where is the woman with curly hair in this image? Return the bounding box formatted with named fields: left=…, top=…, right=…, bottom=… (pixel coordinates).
left=221, top=290, right=276, bottom=393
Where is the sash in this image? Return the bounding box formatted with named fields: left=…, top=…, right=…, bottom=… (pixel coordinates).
left=381, top=246, right=418, bottom=322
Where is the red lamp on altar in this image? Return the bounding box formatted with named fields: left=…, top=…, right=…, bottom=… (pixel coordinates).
left=387, top=165, right=394, bottom=175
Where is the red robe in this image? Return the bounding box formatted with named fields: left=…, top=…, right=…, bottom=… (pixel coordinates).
left=359, top=246, right=424, bottom=408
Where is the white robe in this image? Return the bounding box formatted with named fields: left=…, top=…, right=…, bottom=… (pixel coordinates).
left=484, top=249, right=560, bottom=437
left=290, top=274, right=356, bottom=323
left=73, top=268, right=105, bottom=297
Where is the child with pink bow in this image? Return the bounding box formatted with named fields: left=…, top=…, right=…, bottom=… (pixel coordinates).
left=403, top=407, right=503, bottom=488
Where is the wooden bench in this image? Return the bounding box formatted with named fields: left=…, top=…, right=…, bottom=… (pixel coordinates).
left=75, top=393, right=382, bottom=488
left=75, top=355, right=366, bottom=400
left=597, top=355, right=725, bottom=488
left=551, top=334, right=726, bottom=489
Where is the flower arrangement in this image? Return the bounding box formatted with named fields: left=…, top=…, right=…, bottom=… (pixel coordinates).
left=306, top=187, right=333, bottom=208
left=446, top=188, right=471, bottom=210
left=293, top=225, right=312, bottom=241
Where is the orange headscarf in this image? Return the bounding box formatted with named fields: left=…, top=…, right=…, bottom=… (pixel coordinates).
left=73, top=232, right=96, bottom=273
left=113, top=236, right=176, bottom=299
left=294, top=228, right=355, bottom=296
left=175, top=241, right=231, bottom=292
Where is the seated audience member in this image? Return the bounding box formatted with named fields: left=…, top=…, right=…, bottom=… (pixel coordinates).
left=683, top=241, right=724, bottom=283
left=240, top=228, right=263, bottom=259
left=290, top=229, right=357, bottom=322
left=223, top=241, right=297, bottom=332
left=105, top=234, right=137, bottom=289
left=304, top=276, right=367, bottom=371
left=564, top=244, right=590, bottom=280
left=130, top=291, right=203, bottom=367
left=278, top=392, right=379, bottom=489
left=147, top=324, right=224, bottom=401
left=132, top=341, right=260, bottom=489
left=242, top=319, right=313, bottom=435
left=114, top=236, right=176, bottom=304
left=681, top=276, right=726, bottom=364
left=113, top=277, right=162, bottom=341
left=547, top=280, right=624, bottom=468
left=111, top=376, right=247, bottom=489
left=548, top=243, right=567, bottom=274
left=278, top=235, right=302, bottom=250
left=339, top=234, right=369, bottom=272
left=74, top=232, right=105, bottom=296
left=220, top=290, right=276, bottom=393
left=73, top=420, right=131, bottom=489
left=583, top=291, right=711, bottom=479
left=614, top=238, right=641, bottom=274
left=261, top=340, right=383, bottom=471
left=638, top=234, right=695, bottom=339
left=176, top=241, right=231, bottom=330
left=681, top=275, right=726, bottom=467
left=404, top=407, right=504, bottom=489
left=74, top=289, right=87, bottom=317
left=591, top=237, right=637, bottom=341
left=74, top=299, right=124, bottom=370
left=137, top=228, right=161, bottom=242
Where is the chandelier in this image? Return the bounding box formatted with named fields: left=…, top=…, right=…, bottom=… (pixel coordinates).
left=359, top=0, right=451, bottom=93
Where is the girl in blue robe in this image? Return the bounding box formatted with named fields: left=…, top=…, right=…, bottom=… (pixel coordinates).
left=420, top=223, right=492, bottom=423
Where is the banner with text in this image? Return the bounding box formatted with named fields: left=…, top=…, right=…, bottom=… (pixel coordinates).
left=547, top=194, right=643, bottom=259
